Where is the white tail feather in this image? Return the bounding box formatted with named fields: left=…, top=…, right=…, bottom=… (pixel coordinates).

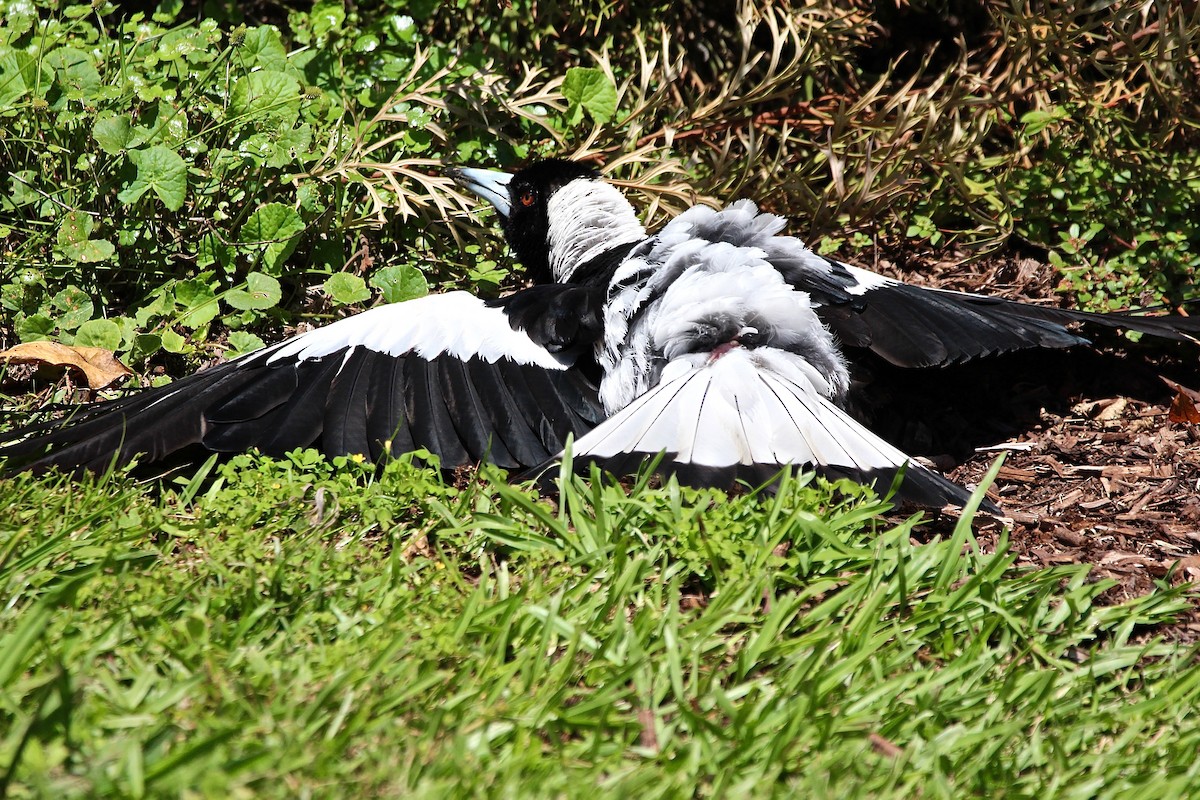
left=572, top=347, right=912, bottom=474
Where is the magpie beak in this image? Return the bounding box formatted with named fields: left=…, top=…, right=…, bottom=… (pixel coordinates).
left=4, top=157, right=1198, bottom=514
left=448, top=167, right=513, bottom=217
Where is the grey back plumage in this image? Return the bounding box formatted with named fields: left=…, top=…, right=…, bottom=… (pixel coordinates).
left=598, top=200, right=850, bottom=413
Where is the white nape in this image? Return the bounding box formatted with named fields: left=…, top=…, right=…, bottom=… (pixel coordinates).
left=546, top=179, right=646, bottom=282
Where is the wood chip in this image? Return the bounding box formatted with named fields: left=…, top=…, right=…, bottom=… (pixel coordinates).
left=997, top=465, right=1039, bottom=482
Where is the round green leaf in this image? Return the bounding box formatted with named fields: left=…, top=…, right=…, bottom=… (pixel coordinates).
left=44, top=47, right=100, bottom=103
left=131, top=332, right=163, bottom=361
left=175, top=279, right=220, bottom=328
left=16, top=313, right=54, bottom=342
left=562, top=67, right=617, bottom=125
left=0, top=49, right=48, bottom=107
left=370, top=264, right=428, bottom=304
left=311, top=1, right=347, bottom=39
left=240, top=204, right=305, bottom=274
left=74, top=318, right=122, bottom=350
left=224, top=331, right=266, bottom=359
left=56, top=212, right=114, bottom=263
left=160, top=329, right=187, bottom=354
left=225, top=272, right=282, bottom=311
left=240, top=26, right=289, bottom=71
left=196, top=232, right=233, bottom=270
left=51, top=286, right=93, bottom=330
left=94, top=115, right=136, bottom=155
left=230, top=70, right=302, bottom=126
left=118, top=146, right=188, bottom=211
left=323, top=273, right=370, bottom=306
left=57, top=211, right=93, bottom=246
left=62, top=238, right=116, bottom=263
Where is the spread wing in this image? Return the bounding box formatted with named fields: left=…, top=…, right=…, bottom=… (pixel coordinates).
left=1, top=292, right=605, bottom=474
left=675, top=200, right=1200, bottom=368
left=779, top=253, right=1200, bottom=368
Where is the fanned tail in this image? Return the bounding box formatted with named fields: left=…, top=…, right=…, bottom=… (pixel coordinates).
left=553, top=348, right=998, bottom=512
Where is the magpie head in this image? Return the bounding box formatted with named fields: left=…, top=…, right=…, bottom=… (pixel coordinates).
left=450, top=158, right=646, bottom=284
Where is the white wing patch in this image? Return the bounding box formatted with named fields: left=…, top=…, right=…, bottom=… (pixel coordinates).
left=265, top=291, right=569, bottom=370
left=841, top=264, right=900, bottom=296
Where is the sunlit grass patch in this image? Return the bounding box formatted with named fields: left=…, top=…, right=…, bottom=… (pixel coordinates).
left=2, top=456, right=1197, bottom=797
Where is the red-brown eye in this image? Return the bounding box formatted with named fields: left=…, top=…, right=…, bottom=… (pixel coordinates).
left=519, top=189, right=535, bottom=207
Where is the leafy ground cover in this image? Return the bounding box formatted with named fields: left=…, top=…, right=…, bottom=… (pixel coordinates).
left=3, top=0, right=1200, bottom=795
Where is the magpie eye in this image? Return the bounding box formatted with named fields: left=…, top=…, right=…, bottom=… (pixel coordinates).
left=519, top=189, right=536, bottom=207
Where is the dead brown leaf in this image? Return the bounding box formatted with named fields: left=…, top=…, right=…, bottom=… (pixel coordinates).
left=1162, top=376, right=1200, bottom=424
left=0, top=342, right=132, bottom=389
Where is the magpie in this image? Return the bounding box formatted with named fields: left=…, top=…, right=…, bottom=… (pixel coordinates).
left=2, top=158, right=1197, bottom=511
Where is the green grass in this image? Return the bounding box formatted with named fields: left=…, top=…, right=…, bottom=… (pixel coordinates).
left=3, top=453, right=1199, bottom=798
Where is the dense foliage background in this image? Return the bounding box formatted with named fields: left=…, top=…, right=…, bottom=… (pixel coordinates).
left=2, top=0, right=1198, bottom=378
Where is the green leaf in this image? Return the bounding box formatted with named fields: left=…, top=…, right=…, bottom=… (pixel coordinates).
left=62, top=238, right=116, bottom=263
left=0, top=49, right=46, bottom=107
left=1020, top=106, right=1069, bottom=135
left=57, top=212, right=93, bottom=245
left=240, top=205, right=305, bottom=273
left=153, top=0, right=183, bottom=23
left=240, top=26, right=289, bottom=71
left=266, top=124, right=313, bottom=168
left=134, top=292, right=174, bottom=327
left=160, top=328, right=187, bottom=353
left=57, top=212, right=116, bottom=263
left=130, top=332, right=163, bottom=361
left=196, top=232, right=233, bottom=270
left=0, top=4, right=34, bottom=39
left=6, top=170, right=39, bottom=208
left=94, top=115, right=136, bottom=154
left=562, top=67, right=617, bottom=125
left=323, top=273, right=370, bottom=306
left=370, top=264, right=428, bottom=304
left=230, top=70, right=302, bottom=127
left=174, top=279, right=220, bottom=328
left=311, top=1, right=347, bottom=39
left=118, top=146, right=188, bottom=211
left=225, top=272, right=282, bottom=311
left=74, top=318, right=122, bottom=350
left=44, top=47, right=100, bottom=103
left=51, top=286, right=93, bottom=330
left=224, top=331, right=265, bottom=359
left=16, top=313, right=54, bottom=341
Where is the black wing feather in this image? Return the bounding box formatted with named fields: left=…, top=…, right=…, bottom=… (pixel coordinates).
left=323, top=348, right=376, bottom=458
left=2, top=347, right=604, bottom=476
left=436, top=356, right=516, bottom=467
left=808, top=278, right=1199, bottom=368
left=465, top=359, right=559, bottom=465
left=366, top=353, right=415, bottom=460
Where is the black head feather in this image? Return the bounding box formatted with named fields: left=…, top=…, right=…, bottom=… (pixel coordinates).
left=500, top=159, right=600, bottom=284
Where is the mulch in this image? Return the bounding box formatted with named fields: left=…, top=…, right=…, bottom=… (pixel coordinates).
left=877, top=251, right=1200, bottom=641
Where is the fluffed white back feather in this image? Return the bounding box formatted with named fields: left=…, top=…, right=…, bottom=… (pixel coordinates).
left=599, top=201, right=849, bottom=413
